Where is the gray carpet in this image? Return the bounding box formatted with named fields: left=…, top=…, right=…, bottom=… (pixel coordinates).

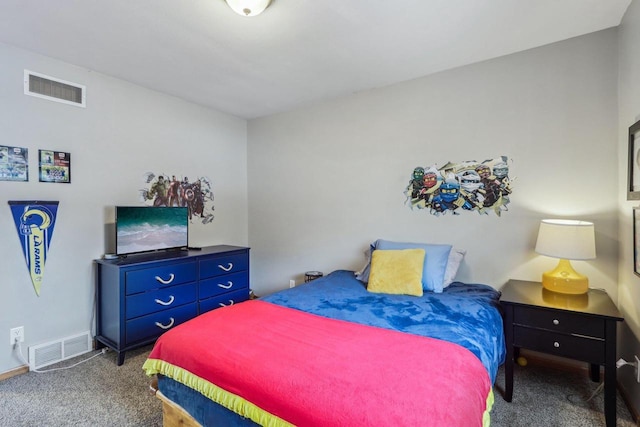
left=492, top=363, right=636, bottom=427
left=0, top=345, right=636, bottom=426
left=0, top=346, right=162, bottom=427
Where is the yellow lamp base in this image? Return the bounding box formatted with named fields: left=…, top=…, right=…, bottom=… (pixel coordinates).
left=541, top=259, right=588, bottom=295
left=541, top=288, right=589, bottom=309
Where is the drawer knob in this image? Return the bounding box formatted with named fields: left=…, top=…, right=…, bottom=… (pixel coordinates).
left=155, top=317, right=175, bottom=330
left=553, top=319, right=560, bottom=325
left=154, top=295, right=175, bottom=306
left=155, top=273, right=175, bottom=285
left=218, top=263, right=234, bottom=272
left=553, top=341, right=560, bottom=348
left=217, top=281, right=233, bottom=290
left=219, top=300, right=235, bottom=307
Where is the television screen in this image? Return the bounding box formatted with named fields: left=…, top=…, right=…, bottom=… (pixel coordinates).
left=115, top=206, right=188, bottom=256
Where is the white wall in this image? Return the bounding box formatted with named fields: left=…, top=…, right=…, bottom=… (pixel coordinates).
left=248, top=29, right=619, bottom=298
left=0, top=42, right=248, bottom=374
left=617, top=0, right=640, bottom=412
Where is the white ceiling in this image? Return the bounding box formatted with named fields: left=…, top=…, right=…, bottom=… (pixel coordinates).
left=0, top=0, right=632, bottom=119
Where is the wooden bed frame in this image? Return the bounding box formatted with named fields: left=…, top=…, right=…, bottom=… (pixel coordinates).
left=150, top=378, right=202, bottom=427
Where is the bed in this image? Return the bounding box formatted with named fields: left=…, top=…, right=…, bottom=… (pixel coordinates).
left=143, top=242, right=506, bottom=427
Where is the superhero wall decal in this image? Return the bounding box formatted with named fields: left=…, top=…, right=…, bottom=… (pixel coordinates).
left=405, top=156, right=513, bottom=216
left=140, top=172, right=215, bottom=224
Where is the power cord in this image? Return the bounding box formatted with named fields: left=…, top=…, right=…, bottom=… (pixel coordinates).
left=13, top=338, right=109, bottom=373
left=586, top=381, right=605, bottom=402
left=583, top=358, right=637, bottom=402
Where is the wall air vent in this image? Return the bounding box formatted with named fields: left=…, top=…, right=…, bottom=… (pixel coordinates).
left=28, top=331, right=92, bottom=370
left=24, top=70, right=86, bottom=107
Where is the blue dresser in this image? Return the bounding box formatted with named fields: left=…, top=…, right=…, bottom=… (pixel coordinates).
left=95, top=245, right=250, bottom=365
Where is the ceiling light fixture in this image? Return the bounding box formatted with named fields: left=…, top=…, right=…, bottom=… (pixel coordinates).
left=225, top=0, right=272, bottom=17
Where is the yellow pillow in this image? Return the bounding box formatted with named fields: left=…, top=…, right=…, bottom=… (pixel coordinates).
left=367, top=249, right=425, bottom=297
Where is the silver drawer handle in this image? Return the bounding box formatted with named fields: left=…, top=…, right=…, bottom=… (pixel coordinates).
left=155, top=273, right=175, bottom=285
left=553, top=342, right=560, bottom=348
left=553, top=319, right=560, bottom=325
left=218, top=263, right=233, bottom=272
left=218, top=281, right=233, bottom=289
left=154, top=295, right=175, bottom=306
left=155, top=317, right=175, bottom=330
left=219, top=300, right=234, bottom=307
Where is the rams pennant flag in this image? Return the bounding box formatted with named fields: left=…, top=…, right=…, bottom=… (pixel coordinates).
left=9, top=201, right=59, bottom=296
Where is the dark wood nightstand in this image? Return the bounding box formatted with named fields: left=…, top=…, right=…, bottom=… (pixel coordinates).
left=501, top=279, right=623, bottom=427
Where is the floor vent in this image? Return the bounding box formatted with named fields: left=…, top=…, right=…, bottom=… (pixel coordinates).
left=24, top=70, right=86, bottom=107
left=28, top=331, right=92, bottom=371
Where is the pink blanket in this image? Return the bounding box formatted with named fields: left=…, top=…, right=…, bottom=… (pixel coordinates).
left=146, top=300, right=491, bottom=426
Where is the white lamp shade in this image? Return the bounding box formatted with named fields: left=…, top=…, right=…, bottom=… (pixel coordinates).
left=225, top=0, right=271, bottom=16
left=535, top=219, right=596, bottom=260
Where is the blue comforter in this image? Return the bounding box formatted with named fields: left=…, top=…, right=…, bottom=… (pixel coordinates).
left=263, top=270, right=506, bottom=383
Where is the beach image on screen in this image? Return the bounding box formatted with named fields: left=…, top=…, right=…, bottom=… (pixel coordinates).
left=116, top=207, right=188, bottom=255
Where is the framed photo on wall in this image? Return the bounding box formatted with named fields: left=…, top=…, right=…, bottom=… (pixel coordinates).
left=39, top=149, right=71, bottom=183
left=634, top=207, right=640, bottom=276
left=627, top=119, right=640, bottom=200
left=0, top=145, right=28, bottom=182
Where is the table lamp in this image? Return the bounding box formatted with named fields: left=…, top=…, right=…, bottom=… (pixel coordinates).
left=534, top=219, right=596, bottom=294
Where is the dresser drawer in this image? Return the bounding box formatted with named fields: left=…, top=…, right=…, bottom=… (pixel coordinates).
left=199, top=288, right=249, bottom=314
left=200, top=253, right=248, bottom=279
left=125, top=261, right=197, bottom=295
left=513, top=306, right=604, bottom=339
left=200, top=272, right=249, bottom=300
left=125, top=303, right=197, bottom=345
left=514, top=325, right=605, bottom=364
left=126, top=283, right=197, bottom=320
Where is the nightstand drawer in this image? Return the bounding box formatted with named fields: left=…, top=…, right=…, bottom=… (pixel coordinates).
left=514, top=306, right=604, bottom=339
left=513, top=326, right=605, bottom=364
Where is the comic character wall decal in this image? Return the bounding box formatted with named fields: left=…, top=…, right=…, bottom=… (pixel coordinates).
left=140, top=173, right=215, bottom=224
left=405, top=156, right=513, bottom=216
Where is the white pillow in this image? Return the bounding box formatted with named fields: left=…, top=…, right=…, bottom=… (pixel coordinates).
left=354, top=248, right=371, bottom=277
left=442, top=248, right=466, bottom=287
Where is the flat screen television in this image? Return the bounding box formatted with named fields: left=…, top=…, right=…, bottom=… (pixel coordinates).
left=115, top=206, right=189, bottom=256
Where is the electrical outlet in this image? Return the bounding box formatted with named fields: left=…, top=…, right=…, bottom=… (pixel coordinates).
left=635, top=356, right=640, bottom=383
left=289, top=280, right=295, bottom=288
left=9, top=327, right=24, bottom=346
